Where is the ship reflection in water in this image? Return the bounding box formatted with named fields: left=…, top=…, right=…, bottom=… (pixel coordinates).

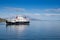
left=6, top=24, right=29, bottom=38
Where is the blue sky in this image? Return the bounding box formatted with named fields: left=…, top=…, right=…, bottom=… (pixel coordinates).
left=0, top=0, right=60, bottom=9
left=0, top=0, right=60, bottom=18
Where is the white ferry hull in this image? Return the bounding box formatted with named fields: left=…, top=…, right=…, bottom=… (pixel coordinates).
left=6, top=21, right=29, bottom=25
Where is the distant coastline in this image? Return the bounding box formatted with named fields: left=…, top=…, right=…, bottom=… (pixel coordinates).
left=0, top=18, right=6, bottom=22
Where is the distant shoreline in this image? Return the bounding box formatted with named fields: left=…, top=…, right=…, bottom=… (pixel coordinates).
left=0, top=18, right=6, bottom=22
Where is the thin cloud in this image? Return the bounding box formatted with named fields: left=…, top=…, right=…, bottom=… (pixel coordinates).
left=3, top=7, right=26, bottom=12
left=1, top=7, right=60, bottom=19
left=32, top=8, right=60, bottom=13
left=2, top=7, right=60, bottom=13
left=44, top=8, right=60, bottom=13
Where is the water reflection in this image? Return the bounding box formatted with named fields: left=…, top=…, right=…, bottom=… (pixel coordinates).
left=6, top=24, right=29, bottom=36
left=0, top=21, right=60, bottom=40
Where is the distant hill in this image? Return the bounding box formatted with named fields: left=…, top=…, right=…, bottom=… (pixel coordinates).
left=0, top=18, right=6, bottom=22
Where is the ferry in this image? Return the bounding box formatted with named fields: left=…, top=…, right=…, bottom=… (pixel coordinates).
left=6, top=15, right=30, bottom=25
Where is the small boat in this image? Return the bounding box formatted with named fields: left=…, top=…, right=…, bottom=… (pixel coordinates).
left=6, top=15, right=30, bottom=25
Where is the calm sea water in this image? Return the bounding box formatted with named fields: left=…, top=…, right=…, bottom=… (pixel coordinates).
left=0, top=20, right=60, bottom=40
